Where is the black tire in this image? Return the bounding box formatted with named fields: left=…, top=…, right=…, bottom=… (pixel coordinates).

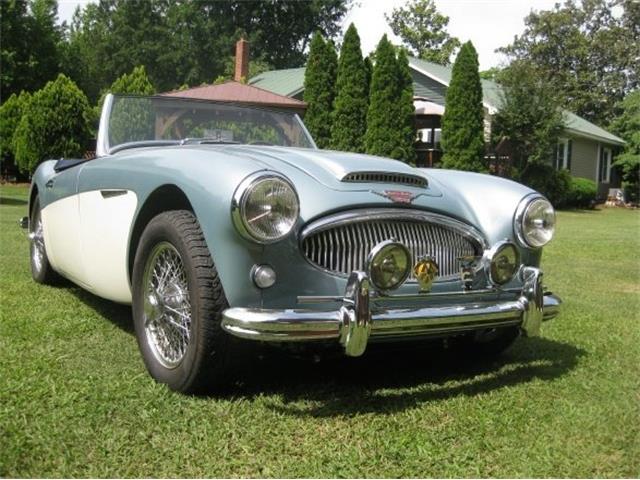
left=458, top=326, right=520, bottom=358
left=132, top=210, right=233, bottom=393
left=30, top=198, right=60, bottom=285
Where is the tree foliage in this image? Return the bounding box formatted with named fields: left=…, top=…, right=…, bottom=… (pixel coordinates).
left=1, top=0, right=62, bottom=98
left=63, top=0, right=351, bottom=102
left=385, top=0, right=460, bottom=65
left=441, top=41, right=486, bottom=172
left=13, top=74, right=93, bottom=174
left=365, top=39, right=416, bottom=162
left=492, top=61, right=565, bottom=173
left=610, top=90, right=640, bottom=202
left=303, top=33, right=338, bottom=149
left=0, top=92, right=31, bottom=162
left=498, top=0, right=639, bottom=126
left=331, top=24, right=368, bottom=153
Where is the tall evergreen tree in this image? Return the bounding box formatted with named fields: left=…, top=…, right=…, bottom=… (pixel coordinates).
left=395, top=49, right=416, bottom=163
left=365, top=36, right=416, bottom=162
left=331, top=23, right=368, bottom=152
left=441, top=41, right=486, bottom=172
left=365, top=36, right=398, bottom=158
left=303, top=33, right=338, bottom=149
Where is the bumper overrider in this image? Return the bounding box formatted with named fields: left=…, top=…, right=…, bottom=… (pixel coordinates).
left=221, top=266, right=561, bottom=357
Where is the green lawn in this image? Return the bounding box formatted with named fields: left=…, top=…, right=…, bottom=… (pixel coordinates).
left=1, top=183, right=639, bottom=477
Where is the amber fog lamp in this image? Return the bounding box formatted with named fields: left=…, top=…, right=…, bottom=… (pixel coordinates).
left=487, top=241, right=520, bottom=286
left=366, top=240, right=411, bottom=293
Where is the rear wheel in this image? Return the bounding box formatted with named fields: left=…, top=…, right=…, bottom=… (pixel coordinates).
left=30, top=198, right=59, bottom=284
left=132, top=210, right=232, bottom=393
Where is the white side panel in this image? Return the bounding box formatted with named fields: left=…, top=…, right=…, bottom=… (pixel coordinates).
left=79, top=190, right=138, bottom=304
left=41, top=195, right=87, bottom=286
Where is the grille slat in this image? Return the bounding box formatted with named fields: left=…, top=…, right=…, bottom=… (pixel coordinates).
left=303, top=217, right=479, bottom=281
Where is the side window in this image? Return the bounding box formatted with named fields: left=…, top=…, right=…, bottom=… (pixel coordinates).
left=555, top=138, right=571, bottom=171
left=599, top=147, right=612, bottom=183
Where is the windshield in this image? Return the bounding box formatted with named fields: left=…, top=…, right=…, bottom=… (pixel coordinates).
left=99, top=95, right=316, bottom=154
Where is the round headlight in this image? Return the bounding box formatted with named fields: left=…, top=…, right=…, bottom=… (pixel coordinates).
left=515, top=195, right=556, bottom=248
left=366, top=241, right=412, bottom=293
left=486, top=241, right=520, bottom=285
left=232, top=173, right=299, bottom=243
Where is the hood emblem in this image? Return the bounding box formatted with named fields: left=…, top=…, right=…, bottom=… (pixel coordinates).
left=373, top=190, right=418, bottom=204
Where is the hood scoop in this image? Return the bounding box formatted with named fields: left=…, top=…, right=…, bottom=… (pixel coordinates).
left=342, top=171, right=428, bottom=188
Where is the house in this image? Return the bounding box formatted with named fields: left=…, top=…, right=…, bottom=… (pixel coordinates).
left=162, top=40, right=306, bottom=117
left=250, top=57, right=625, bottom=196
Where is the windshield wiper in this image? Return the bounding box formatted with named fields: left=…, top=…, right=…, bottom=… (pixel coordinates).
left=179, top=137, right=240, bottom=145
left=110, top=140, right=181, bottom=154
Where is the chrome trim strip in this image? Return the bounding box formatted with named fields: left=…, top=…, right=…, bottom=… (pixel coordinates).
left=96, top=93, right=114, bottom=157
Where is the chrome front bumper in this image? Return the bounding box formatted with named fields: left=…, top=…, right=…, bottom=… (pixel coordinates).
left=221, top=267, right=561, bottom=357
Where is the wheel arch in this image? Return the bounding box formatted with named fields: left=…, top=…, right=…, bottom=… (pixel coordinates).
left=127, top=184, right=194, bottom=284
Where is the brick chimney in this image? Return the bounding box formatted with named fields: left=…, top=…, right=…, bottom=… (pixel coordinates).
left=234, top=38, right=249, bottom=82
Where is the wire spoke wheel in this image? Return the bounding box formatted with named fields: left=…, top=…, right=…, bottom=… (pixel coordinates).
left=142, top=242, right=192, bottom=368
left=30, top=211, right=46, bottom=273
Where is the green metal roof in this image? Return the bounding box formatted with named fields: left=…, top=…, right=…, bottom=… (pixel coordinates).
left=563, top=110, right=625, bottom=146
left=249, top=67, right=305, bottom=98
left=250, top=59, right=624, bottom=146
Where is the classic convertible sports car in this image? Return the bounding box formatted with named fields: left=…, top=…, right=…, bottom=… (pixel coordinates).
left=24, top=94, right=560, bottom=392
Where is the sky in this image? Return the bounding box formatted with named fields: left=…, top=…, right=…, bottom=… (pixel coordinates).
left=57, top=0, right=561, bottom=70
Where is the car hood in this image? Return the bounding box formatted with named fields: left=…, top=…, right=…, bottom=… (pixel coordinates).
left=207, top=145, right=443, bottom=196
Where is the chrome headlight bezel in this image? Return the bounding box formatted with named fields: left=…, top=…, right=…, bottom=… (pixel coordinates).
left=514, top=194, right=556, bottom=249
left=231, top=172, right=300, bottom=244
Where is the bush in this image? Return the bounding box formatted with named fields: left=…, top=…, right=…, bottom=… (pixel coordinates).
left=566, top=177, right=597, bottom=209
left=13, top=74, right=93, bottom=174
left=519, top=162, right=571, bottom=207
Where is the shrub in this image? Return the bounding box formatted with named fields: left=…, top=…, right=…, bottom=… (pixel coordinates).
left=519, top=162, right=571, bottom=207
left=13, top=74, right=93, bottom=174
left=566, top=177, right=597, bottom=209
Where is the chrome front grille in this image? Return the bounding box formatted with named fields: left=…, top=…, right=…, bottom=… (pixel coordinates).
left=301, top=209, right=484, bottom=281
left=342, top=171, right=428, bottom=188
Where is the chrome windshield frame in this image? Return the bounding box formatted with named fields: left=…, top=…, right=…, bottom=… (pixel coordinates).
left=95, top=93, right=317, bottom=157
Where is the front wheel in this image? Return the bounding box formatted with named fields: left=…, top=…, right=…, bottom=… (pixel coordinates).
left=132, top=210, right=232, bottom=393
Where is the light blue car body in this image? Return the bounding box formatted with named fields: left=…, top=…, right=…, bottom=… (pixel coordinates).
left=29, top=143, right=540, bottom=310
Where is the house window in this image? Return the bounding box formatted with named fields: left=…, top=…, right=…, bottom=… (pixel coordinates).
left=555, top=138, right=572, bottom=171
left=599, top=146, right=612, bottom=183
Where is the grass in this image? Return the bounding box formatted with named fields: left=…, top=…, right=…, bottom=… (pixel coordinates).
left=1, top=183, right=639, bottom=477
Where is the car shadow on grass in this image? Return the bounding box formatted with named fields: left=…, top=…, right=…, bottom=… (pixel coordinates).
left=67, top=286, right=584, bottom=416
left=224, top=337, right=585, bottom=417
left=69, top=286, right=134, bottom=334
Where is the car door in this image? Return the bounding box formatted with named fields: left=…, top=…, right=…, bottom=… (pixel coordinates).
left=76, top=162, right=139, bottom=304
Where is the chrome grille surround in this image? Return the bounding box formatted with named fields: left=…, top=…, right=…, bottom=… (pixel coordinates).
left=341, top=171, right=428, bottom=188
left=300, top=209, right=487, bottom=282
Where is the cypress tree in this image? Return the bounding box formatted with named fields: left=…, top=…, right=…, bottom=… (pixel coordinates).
left=331, top=23, right=368, bottom=152
left=394, top=48, right=416, bottom=163
left=365, top=36, right=398, bottom=158
left=365, top=36, right=415, bottom=162
left=303, top=33, right=337, bottom=149
left=441, top=41, right=486, bottom=172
